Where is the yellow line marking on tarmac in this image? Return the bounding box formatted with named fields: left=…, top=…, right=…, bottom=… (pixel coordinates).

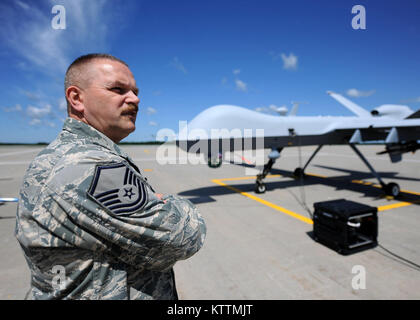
left=399, top=189, right=420, bottom=196
left=143, top=149, right=150, bottom=154
left=377, top=201, right=413, bottom=211
left=217, top=175, right=282, bottom=182
left=304, top=172, right=328, bottom=178
left=143, top=169, right=153, bottom=172
left=352, top=180, right=379, bottom=187
left=212, top=172, right=420, bottom=224
left=212, top=177, right=313, bottom=225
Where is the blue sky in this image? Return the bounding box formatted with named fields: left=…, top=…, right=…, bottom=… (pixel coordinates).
left=0, top=0, right=419, bottom=143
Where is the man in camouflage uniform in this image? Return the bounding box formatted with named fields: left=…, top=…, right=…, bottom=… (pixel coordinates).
left=15, top=54, right=206, bottom=300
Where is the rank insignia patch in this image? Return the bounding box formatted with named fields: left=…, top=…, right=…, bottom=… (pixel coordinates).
left=88, top=163, right=148, bottom=215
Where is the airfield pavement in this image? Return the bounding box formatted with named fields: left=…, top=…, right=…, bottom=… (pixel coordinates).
left=1, top=144, right=420, bottom=300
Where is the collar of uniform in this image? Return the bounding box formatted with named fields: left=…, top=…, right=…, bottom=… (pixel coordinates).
left=62, top=117, right=131, bottom=160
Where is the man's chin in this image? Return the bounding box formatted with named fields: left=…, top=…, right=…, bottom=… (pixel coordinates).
left=123, top=123, right=136, bottom=136
left=110, top=123, right=136, bottom=143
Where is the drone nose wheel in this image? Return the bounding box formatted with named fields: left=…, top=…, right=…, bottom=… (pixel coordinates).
left=255, top=182, right=266, bottom=194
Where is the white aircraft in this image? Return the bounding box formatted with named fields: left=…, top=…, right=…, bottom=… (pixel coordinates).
left=176, top=91, right=420, bottom=196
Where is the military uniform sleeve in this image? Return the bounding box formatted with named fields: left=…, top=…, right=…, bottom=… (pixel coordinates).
left=45, top=161, right=206, bottom=272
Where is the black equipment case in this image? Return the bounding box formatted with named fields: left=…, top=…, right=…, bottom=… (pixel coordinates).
left=313, top=199, right=378, bottom=255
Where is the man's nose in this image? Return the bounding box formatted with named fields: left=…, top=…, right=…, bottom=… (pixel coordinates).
left=127, top=90, right=140, bottom=106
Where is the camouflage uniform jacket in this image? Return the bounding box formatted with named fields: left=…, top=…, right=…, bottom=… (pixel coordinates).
left=15, top=118, right=206, bottom=300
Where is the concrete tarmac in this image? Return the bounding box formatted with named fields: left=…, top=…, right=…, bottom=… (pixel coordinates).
left=1, top=144, right=420, bottom=299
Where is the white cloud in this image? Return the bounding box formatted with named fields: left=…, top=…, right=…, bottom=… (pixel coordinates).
left=400, top=97, right=420, bottom=104
left=2, top=104, right=22, bottom=113
left=269, top=104, right=288, bottom=115
left=146, top=107, right=157, bottom=115
left=0, top=0, right=138, bottom=128
left=171, top=57, right=187, bottom=74
left=149, top=121, right=158, bottom=126
left=21, top=90, right=42, bottom=101
left=26, top=103, right=62, bottom=127
left=255, top=104, right=288, bottom=115
left=0, top=0, right=120, bottom=75
left=235, top=79, right=247, bottom=92
left=346, top=88, right=375, bottom=98
left=15, top=0, right=30, bottom=11
left=27, top=104, right=53, bottom=119
left=281, top=53, right=298, bottom=70
left=29, top=118, right=41, bottom=126
left=221, top=68, right=248, bottom=92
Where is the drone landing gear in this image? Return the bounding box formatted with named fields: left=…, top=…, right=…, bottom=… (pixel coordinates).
left=349, top=143, right=400, bottom=197
left=292, top=145, right=323, bottom=179
left=383, top=182, right=400, bottom=198
left=253, top=143, right=401, bottom=198
left=293, top=143, right=400, bottom=197
left=255, top=148, right=283, bottom=194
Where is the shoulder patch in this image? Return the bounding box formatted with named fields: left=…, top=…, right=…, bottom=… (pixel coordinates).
left=87, top=163, right=148, bottom=216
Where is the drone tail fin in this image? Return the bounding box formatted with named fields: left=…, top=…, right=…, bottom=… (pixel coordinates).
left=327, top=91, right=372, bottom=117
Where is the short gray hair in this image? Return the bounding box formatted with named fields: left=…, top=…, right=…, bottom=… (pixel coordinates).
left=64, top=53, right=129, bottom=112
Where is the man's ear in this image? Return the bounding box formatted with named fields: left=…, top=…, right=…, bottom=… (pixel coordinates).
left=66, top=86, right=84, bottom=114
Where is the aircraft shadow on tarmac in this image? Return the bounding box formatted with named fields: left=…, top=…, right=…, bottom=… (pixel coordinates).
left=312, top=164, right=420, bottom=183
left=178, top=162, right=420, bottom=207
